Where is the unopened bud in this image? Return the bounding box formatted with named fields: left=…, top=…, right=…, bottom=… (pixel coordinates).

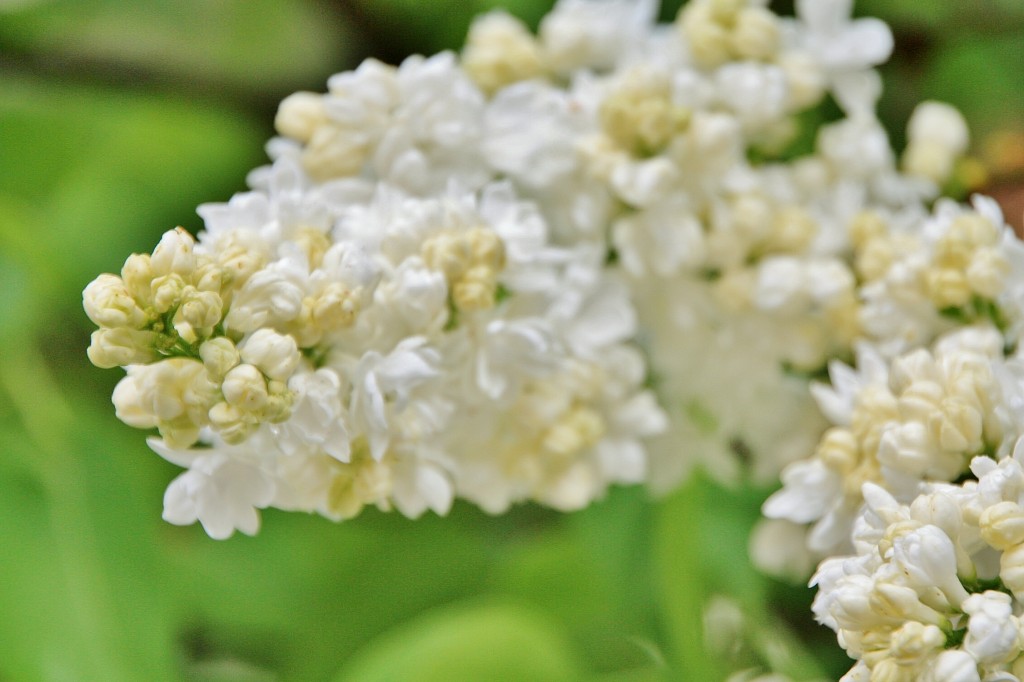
left=221, top=364, right=269, bottom=412
left=176, top=289, right=223, bottom=331
left=150, top=227, right=196, bottom=278
left=83, top=274, right=149, bottom=329
left=208, top=402, right=257, bottom=444
left=87, top=328, right=160, bottom=368
left=730, top=7, right=779, bottom=61
left=984, top=502, right=1024, bottom=550
left=1000, top=542, right=1024, bottom=599
left=199, top=337, right=240, bottom=381
left=120, top=253, right=154, bottom=303
left=239, top=329, right=301, bottom=382
left=151, top=274, right=187, bottom=314
left=275, top=92, right=328, bottom=143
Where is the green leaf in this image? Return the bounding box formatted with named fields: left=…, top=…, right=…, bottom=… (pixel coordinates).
left=0, top=0, right=347, bottom=91
left=855, top=0, right=954, bottom=27
left=922, top=36, right=1024, bottom=131
left=0, top=75, right=265, bottom=306
left=653, top=474, right=728, bottom=680
left=488, top=487, right=664, bottom=674
left=353, top=0, right=552, bottom=54
left=332, top=600, right=584, bottom=682
left=653, top=473, right=829, bottom=680
left=0, top=348, right=178, bottom=682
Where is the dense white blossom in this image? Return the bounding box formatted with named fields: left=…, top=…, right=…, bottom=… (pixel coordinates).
left=82, top=1, right=1024, bottom=676
left=811, top=445, right=1024, bottom=680
left=79, top=3, right=1024, bottom=665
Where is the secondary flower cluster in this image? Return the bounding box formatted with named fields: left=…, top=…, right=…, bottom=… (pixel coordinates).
left=811, top=447, right=1024, bottom=681
left=86, top=167, right=665, bottom=537
left=83, top=0, right=1023, bottom=676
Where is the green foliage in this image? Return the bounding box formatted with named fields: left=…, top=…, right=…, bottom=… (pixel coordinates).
left=0, top=0, right=348, bottom=91
left=332, top=601, right=583, bottom=682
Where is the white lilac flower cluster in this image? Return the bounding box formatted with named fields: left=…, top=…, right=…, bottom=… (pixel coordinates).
left=84, top=0, right=1024, bottom=673
left=810, top=447, right=1024, bottom=682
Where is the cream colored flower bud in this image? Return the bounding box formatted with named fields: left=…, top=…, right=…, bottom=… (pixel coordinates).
left=933, top=397, right=982, bottom=452
left=120, top=253, right=154, bottom=303
left=176, top=289, right=223, bottom=331
left=218, top=243, right=265, bottom=292
left=453, top=266, right=498, bottom=312
left=423, top=231, right=472, bottom=281
left=262, top=380, right=293, bottom=423
left=817, top=427, right=859, bottom=473
left=87, top=328, right=160, bottom=369
left=778, top=52, right=825, bottom=111
left=312, top=283, right=360, bottom=330
left=301, top=124, right=367, bottom=180
left=83, top=274, right=150, bottom=330
left=208, top=401, right=256, bottom=444
left=112, top=375, right=157, bottom=429
left=1013, top=651, right=1024, bottom=680
left=221, top=364, right=269, bottom=412
left=239, top=329, right=300, bottom=382
left=907, top=101, right=969, bottom=155
left=151, top=274, right=187, bottom=314
left=469, top=227, right=506, bottom=271
left=1000, top=542, right=1024, bottom=599
left=849, top=211, right=888, bottom=248
left=903, top=140, right=955, bottom=185
left=889, top=621, right=944, bottom=664
left=463, top=12, right=544, bottom=95
left=730, top=7, right=779, bottom=61
left=981, top=501, right=1024, bottom=550
left=890, top=349, right=938, bottom=394
left=956, top=213, right=1000, bottom=247
left=192, top=260, right=224, bottom=293
left=967, top=248, right=1009, bottom=299
left=868, top=658, right=907, bottom=682
left=869, top=581, right=942, bottom=625
left=855, top=237, right=894, bottom=282
left=199, top=337, right=240, bottom=381
left=150, top=227, right=196, bottom=278
left=679, top=5, right=731, bottom=69
left=767, top=205, right=816, bottom=253
left=275, top=91, right=328, bottom=143
left=159, top=421, right=202, bottom=450
left=927, top=268, right=972, bottom=309
left=708, top=0, right=743, bottom=22
left=112, top=358, right=216, bottom=446
left=731, top=193, right=772, bottom=242
left=542, top=406, right=605, bottom=457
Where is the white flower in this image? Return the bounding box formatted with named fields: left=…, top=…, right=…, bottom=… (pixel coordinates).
left=274, top=368, right=352, bottom=461
left=923, top=651, right=980, bottom=682
left=538, top=0, right=658, bottom=74
left=348, top=338, right=439, bottom=460
left=891, top=525, right=970, bottom=607
left=963, top=592, right=1020, bottom=666
left=791, top=0, right=893, bottom=114
left=160, top=452, right=275, bottom=540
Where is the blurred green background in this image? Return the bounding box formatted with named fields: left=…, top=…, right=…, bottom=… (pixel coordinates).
left=0, top=1, right=1021, bottom=680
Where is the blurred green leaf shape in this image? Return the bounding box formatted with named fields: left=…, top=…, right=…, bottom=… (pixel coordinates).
left=354, top=0, right=552, bottom=53
left=923, top=35, right=1024, bottom=131
left=0, top=76, right=263, bottom=304
left=332, top=600, right=584, bottom=682
left=0, top=0, right=346, bottom=90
